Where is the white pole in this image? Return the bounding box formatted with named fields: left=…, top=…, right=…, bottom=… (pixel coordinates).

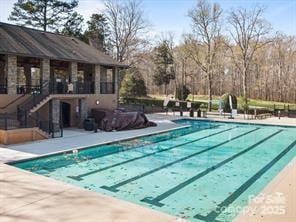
left=229, top=95, right=233, bottom=118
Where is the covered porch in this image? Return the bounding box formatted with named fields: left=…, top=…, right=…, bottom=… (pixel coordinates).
left=0, top=54, right=118, bottom=96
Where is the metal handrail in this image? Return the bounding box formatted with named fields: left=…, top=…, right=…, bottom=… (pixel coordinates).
left=0, top=94, right=26, bottom=110
left=16, top=85, right=42, bottom=95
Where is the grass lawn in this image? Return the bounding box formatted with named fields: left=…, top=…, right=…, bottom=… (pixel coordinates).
left=148, top=94, right=296, bottom=109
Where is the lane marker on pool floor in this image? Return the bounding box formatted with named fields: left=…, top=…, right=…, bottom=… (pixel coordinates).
left=141, top=129, right=282, bottom=207
left=68, top=126, right=235, bottom=181
left=100, top=127, right=260, bottom=192
left=46, top=124, right=218, bottom=174
left=194, top=138, right=296, bottom=222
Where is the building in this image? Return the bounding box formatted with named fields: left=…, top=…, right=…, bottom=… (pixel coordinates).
left=0, top=22, right=127, bottom=144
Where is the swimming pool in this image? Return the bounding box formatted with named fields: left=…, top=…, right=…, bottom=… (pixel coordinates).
left=11, top=120, right=296, bottom=222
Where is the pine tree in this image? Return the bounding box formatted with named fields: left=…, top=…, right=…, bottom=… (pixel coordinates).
left=9, top=0, right=79, bottom=32
left=84, top=14, right=110, bottom=52
left=152, top=40, right=175, bottom=95
left=59, top=12, right=84, bottom=39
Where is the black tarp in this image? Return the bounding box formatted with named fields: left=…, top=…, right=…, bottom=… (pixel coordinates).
left=91, top=109, right=157, bottom=132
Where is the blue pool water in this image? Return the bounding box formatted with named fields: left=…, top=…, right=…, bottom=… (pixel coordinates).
left=11, top=120, right=296, bottom=221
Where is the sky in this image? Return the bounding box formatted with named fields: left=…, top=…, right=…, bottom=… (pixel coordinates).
left=0, top=0, right=295, bottom=43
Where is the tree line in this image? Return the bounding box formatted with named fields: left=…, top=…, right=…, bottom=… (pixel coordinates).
left=139, top=0, right=296, bottom=111
left=8, top=0, right=296, bottom=111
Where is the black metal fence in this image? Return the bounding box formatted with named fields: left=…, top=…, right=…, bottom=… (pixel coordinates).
left=0, top=113, right=20, bottom=130
left=38, top=120, right=63, bottom=138
left=50, top=81, right=68, bottom=94
left=76, top=81, right=95, bottom=94
left=100, top=82, right=115, bottom=94
left=1, top=80, right=97, bottom=95
left=0, top=112, right=63, bottom=138
left=49, top=81, right=95, bottom=94
left=0, top=84, right=7, bottom=94
left=287, top=105, right=296, bottom=118
left=17, top=85, right=42, bottom=94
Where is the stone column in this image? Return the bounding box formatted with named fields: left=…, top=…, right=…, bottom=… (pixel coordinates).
left=114, top=67, right=119, bottom=108
left=94, top=64, right=100, bottom=94
left=41, top=58, right=50, bottom=94
left=69, top=62, right=78, bottom=93
left=114, top=67, right=119, bottom=95
left=51, top=99, right=60, bottom=132
left=6, top=55, right=17, bottom=94
left=79, top=98, right=88, bottom=127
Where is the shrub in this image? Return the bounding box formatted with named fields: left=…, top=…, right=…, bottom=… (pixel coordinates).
left=175, top=85, right=191, bottom=100
left=221, top=93, right=237, bottom=112
left=121, top=97, right=207, bottom=110
left=119, top=68, right=147, bottom=97
left=199, top=103, right=207, bottom=111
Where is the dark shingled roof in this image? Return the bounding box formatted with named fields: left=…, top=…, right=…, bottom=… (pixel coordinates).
left=0, top=22, right=127, bottom=67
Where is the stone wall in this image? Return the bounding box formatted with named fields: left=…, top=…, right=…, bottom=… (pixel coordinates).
left=51, top=99, right=60, bottom=132
left=114, top=67, right=119, bottom=102
left=94, top=64, right=101, bottom=94
left=79, top=98, right=88, bottom=127
left=69, top=62, right=78, bottom=82
left=6, top=55, right=17, bottom=94
left=41, top=59, right=50, bottom=94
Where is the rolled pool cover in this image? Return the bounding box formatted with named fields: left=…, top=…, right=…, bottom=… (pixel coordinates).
left=91, top=109, right=157, bottom=132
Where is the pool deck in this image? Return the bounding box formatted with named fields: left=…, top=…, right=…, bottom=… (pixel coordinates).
left=0, top=114, right=296, bottom=221
left=234, top=157, right=296, bottom=222
left=0, top=164, right=177, bottom=222
left=1, top=117, right=183, bottom=162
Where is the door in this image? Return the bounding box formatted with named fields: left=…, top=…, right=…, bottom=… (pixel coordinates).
left=61, top=102, right=71, bottom=127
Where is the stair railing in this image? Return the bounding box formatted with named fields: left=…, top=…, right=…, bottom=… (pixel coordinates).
left=1, top=80, right=62, bottom=138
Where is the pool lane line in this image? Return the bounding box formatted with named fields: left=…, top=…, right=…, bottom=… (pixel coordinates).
left=194, top=138, right=296, bottom=222
left=100, top=127, right=260, bottom=192
left=68, top=126, right=237, bottom=181
left=141, top=129, right=283, bottom=207
left=41, top=125, right=218, bottom=173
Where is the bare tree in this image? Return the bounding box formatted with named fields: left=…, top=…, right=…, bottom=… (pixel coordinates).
left=227, top=6, right=271, bottom=110
left=104, top=0, right=149, bottom=65
left=187, top=0, right=222, bottom=111
left=136, top=35, right=296, bottom=104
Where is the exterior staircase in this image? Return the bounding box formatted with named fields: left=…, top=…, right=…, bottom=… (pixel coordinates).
left=16, top=95, right=53, bottom=137
left=29, top=94, right=87, bottom=113
left=29, top=95, right=51, bottom=113
left=1, top=92, right=86, bottom=137
left=0, top=80, right=63, bottom=139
